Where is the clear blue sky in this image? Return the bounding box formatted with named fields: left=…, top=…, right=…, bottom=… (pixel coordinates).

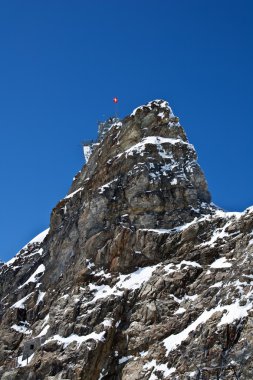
left=0, top=0, right=252, bottom=261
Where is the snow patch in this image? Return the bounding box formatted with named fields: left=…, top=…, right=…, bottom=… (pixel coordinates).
left=218, top=299, right=252, bottom=326
left=37, top=324, right=50, bottom=338
left=11, top=292, right=34, bottom=309
left=11, top=323, right=32, bottom=335
left=248, top=238, right=253, bottom=246
left=88, top=265, right=159, bottom=303
left=36, top=291, right=46, bottom=305
left=101, top=319, right=113, bottom=328
left=210, top=257, right=232, bottom=269
left=119, top=355, right=133, bottom=364
left=44, top=331, right=105, bottom=348
left=174, top=307, right=186, bottom=315
left=210, top=281, right=223, bottom=288
left=140, top=217, right=208, bottom=236
left=124, top=136, right=190, bottom=157
left=118, top=265, right=159, bottom=291
left=19, top=264, right=45, bottom=289
left=65, top=187, right=83, bottom=199
left=171, top=178, right=178, bottom=185
left=130, top=99, right=174, bottom=118
left=41, top=313, right=49, bottom=328
left=164, top=300, right=253, bottom=355
left=98, top=178, right=118, bottom=194
left=180, top=260, right=202, bottom=268
left=24, top=229, right=49, bottom=247
left=143, top=359, right=176, bottom=379
left=5, top=228, right=49, bottom=267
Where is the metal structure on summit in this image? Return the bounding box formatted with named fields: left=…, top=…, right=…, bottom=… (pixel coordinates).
left=97, top=116, right=119, bottom=140
left=82, top=98, right=120, bottom=163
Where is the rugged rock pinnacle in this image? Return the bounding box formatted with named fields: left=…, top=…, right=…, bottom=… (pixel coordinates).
left=1, top=100, right=253, bottom=379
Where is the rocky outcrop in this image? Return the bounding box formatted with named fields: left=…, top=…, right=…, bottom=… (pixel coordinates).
left=0, top=100, right=252, bottom=379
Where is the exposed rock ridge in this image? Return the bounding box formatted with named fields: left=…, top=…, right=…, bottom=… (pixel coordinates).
left=0, top=100, right=252, bottom=379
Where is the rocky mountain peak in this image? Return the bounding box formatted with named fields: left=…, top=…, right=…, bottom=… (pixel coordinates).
left=1, top=100, right=253, bottom=380
left=46, top=99, right=211, bottom=274
left=68, top=98, right=211, bottom=232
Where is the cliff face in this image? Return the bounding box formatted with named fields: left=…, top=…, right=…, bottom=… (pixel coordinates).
left=0, top=100, right=253, bottom=380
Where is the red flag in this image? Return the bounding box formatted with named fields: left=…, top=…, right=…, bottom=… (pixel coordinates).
left=113, top=97, right=118, bottom=103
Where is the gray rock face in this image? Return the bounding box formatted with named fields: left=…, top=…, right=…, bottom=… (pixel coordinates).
left=0, top=99, right=252, bottom=379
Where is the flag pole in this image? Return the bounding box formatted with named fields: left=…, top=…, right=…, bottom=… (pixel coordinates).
left=113, top=97, right=119, bottom=118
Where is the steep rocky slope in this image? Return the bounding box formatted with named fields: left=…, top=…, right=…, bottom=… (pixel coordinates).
left=0, top=100, right=253, bottom=380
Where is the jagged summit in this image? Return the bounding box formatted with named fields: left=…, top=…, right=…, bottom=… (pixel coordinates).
left=130, top=99, right=176, bottom=119
left=1, top=100, right=253, bottom=379
left=70, top=99, right=211, bottom=238
left=82, top=99, right=175, bottom=163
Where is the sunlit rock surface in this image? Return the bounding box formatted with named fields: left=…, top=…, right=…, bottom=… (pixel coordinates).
left=0, top=100, right=253, bottom=379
